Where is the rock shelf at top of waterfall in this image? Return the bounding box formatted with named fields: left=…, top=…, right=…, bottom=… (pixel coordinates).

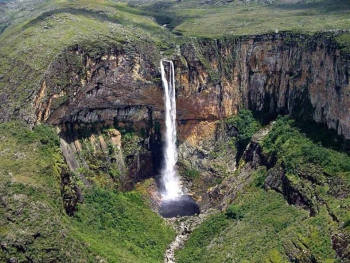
left=160, top=60, right=182, bottom=200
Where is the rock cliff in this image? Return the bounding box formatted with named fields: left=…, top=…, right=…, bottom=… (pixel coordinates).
left=35, top=33, right=350, bottom=139
left=30, top=33, right=350, bottom=192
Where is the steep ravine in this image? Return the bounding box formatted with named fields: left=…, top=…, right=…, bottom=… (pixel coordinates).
left=17, top=32, right=350, bottom=261
left=1, top=31, right=350, bottom=262
left=163, top=125, right=273, bottom=263
left=30, top=32, right=350, bottom=204
left=173, top=120, right=350, bottom=262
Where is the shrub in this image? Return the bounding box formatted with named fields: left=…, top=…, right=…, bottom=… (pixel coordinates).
left=227, top=110, right=260, bottom=151
left=225, top=204, right=243, bottom=220
left=184, top=169, right=200, bottom=179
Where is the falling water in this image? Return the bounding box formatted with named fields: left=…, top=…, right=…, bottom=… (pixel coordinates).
left=160, top=60, right=182, bottom=200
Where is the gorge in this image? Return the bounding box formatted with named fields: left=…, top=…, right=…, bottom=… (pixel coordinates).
left=1, top=0, right=350, bottom=262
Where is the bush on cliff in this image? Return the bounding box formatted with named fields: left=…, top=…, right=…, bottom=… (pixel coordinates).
left=227, top=109, right=260, bottom=151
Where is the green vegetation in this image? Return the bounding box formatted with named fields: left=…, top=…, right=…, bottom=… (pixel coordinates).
left=0, top=121, right=86, bottom=262
left=335, top=33, right=350, bottom=54
left=177, top=183, right=337, bottom=262
left=0, top=0, right=173, bottom=120
left=227, top=109, right=260, bottom=150
left=262, top=117, right=350, bottom=178
left=177, top=116, right=350, bottom=262
left=72, top=188, right=174, bottom=263
left=176, top=213, right=230, bottom=263
left=184, top=168, right=200, bottom=180
left=224, top=204, right=244, bottom=220
left=1, top=1, right=350, bottom=262
left=0, top=122, right=174, bottom=262
left=262, top=117, right=350, bottom=232
left=177, top=186, right=311, bottom=262
left=138, top=0, right=350, bottom=38
left=1, top=0, right=350, bottom=123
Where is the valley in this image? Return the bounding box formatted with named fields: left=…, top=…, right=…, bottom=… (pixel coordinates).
left=0, top=0, right=350, bottom=262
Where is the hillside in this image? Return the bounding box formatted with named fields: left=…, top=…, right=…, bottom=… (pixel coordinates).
left=134, top=0, right=350, bottom=37
left=1, top=0, right=350, bottom=262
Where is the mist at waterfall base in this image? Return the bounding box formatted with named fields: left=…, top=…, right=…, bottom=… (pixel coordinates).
left=158, top=60, right=200, bottom=218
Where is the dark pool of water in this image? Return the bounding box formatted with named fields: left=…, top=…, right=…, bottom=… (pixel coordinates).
left=159, top=195, right=200, bottom=218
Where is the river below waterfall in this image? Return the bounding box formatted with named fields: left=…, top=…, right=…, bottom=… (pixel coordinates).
left=163, top=209, right=218, bottom=263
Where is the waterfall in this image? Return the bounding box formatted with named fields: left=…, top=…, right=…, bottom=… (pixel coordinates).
left=160, top=60, right=182, bottom=200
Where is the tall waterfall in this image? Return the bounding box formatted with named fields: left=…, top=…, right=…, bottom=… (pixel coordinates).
left=160, top=60, right=182, bottom=200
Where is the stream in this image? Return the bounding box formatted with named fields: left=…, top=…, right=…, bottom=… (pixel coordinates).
left=163, top=209, right=217, bottom=263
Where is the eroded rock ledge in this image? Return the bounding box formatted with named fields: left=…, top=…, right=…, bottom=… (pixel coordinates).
left=33, top=33, right=349, bottom=143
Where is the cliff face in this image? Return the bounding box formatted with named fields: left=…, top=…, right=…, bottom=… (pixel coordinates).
left=31, top=33, right=350, bottom=192
left=36, top=33, right=350, bottom=139
left=2, top=30, right=350, bottom=262
left=175, top=34, right=350, bottom=137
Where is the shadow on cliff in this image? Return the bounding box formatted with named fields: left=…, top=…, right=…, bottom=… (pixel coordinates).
left=294, top=120, right=350, bottom=153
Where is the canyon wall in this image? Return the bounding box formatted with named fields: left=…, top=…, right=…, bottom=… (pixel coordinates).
left=175, top=34, right=350, bottom=136
left=31, top=33, right=350, bottom=191
left=35, top=33, right=350, bottom=138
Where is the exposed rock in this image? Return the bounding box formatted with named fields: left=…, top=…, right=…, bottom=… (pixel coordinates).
left=60, top=168, right=83, bottom=216
left=18, top=33, right=347, bottom=197
left=2, top=29, right=350, bottom=261
left=26, top=33, right=349, bottom=145
left=265, top=164, right=284, bottom=193
left=265, top=162, right=329, bottom=215
left=163, top=209, right=217, bottom=263
left=175, top=34, right=350, bottom=141
left=209, top=124, right=274, bottom=210
left=178, top=120, right=237, bottom=206
left=332, top=233, right=350, bottom=260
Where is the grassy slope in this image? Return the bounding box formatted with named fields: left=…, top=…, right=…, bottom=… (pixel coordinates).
left=0, top=0, right=168, bottom=68
left=0, top=122, right=175, bottom=262
left=71, top=188, right=175, bottom=263
left=178, top=187, right=338, bottom=262
left=0, top=122, right=90, bottom=262
left=177, top=117, right=350, bottom=262
left=137, top=0, right=350, bottom=38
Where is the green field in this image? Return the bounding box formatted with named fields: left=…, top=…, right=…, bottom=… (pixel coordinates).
left=132, top=0, right=350, bottom=37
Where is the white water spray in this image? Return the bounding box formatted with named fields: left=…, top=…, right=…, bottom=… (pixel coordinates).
left=160, top=60, right=182, bottom=200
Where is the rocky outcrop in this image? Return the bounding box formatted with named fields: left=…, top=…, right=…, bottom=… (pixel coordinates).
left=209, top=124, right=274, bottom=210
left=163, top=210, right=217, bottom=263
left=208, top=123, right=350, bottom=261
left=58, top=121, right=161, bottom=191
